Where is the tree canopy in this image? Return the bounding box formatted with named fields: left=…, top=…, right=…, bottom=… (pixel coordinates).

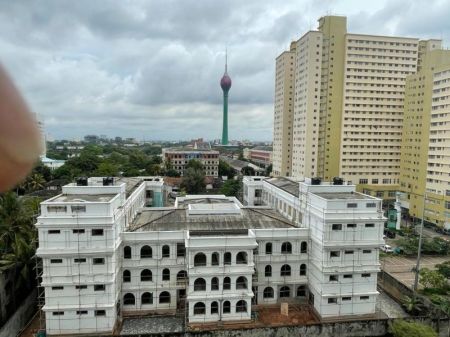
left=389, top=320, right=437, bottom=337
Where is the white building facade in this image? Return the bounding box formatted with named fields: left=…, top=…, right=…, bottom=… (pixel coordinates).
left=36, top=176, right=383, bottom=335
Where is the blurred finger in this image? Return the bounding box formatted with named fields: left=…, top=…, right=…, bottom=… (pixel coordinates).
left=0, top=65, right=42, bottom=192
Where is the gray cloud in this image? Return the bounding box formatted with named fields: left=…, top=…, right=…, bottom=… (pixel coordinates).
left=0, top=0, right=448, bottom=140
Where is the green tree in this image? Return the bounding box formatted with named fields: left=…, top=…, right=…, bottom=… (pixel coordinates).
left=420, top=268, right=447, bottom=289
left=180, top=168, right=205, bottom=194
left=95, top=162, right=119, bottom=176
left=241, top=166, right=255, bottom=176
left=436, top=261, right=450, bottom=278
left=389, top=320, right=437, bottom=337
left=165, top=169, right=180, bottom=177
left=265, top=164, right=272, bottom=176
left=219, top=160, right=235, bottom=179
left=24, top=173, right=46, bottom=192
left=401, top=295, right=425, bottom=316
left=185, top=159, right=203, bottom=171
left=220, top=179, right=241, bottom=197
left=0, top=192, right=32, bottom=252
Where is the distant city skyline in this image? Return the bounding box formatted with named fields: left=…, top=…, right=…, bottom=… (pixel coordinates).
left=1, top=0, right=450, bottom=140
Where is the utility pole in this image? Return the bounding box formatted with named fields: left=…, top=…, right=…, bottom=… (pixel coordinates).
left=413, top=193, right=427, bottom=293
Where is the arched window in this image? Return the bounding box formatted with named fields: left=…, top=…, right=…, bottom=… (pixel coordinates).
left=141, top=292, right=153, bottom=304
left=224, top=252, right=231, bottom=265
left=236, top=300, right=247, bottom=313
left=212, top=252, right=219, bottom=266
left=281, top=242, right=292, bottom=254
left=280, top=286, right=290, bottom=298
left=281, top=264, right=291, bottom=277
left=140, top=245, right=152, bottom=258
left=141, top=269, right=152, bottom=282
left=162, top=268, right=170, bottom=281
left=265, top=242, right=272, bottom=255
left=162, top=245, right=170, bottom=258
left=236, top=252, right=248, bottom=264
left=194, top=253, right=207, bottom=266
left=159, top=291, right=170, bottom=304
left=194, top=278, right=206, bottom=291
left=223, top=300, right=231, bottom=313
left=124, top=246, right=131, bottom=259
left=263, top=287, right=274, bottom=298
left=223, top=277, right=231, bottom=290
left=301, top=241, right=307, bottom=253
left=211, top=301, right=219, bottom=314
left=236, top=276, right=248, bottom=290
left=123, top=270, right=131, bottom=283
left=297, top=286, right=306, bottom=297
left=265, top=265, right=272, bottom=277
left=300, top=264, right=307, bottom=276
left=123, top=293, right=135, bottom=305
left=177, top=270, right=187, bottom=283
left=193, top=302, right=206, bottom=315
left=211, top=277, right=219, bottom=291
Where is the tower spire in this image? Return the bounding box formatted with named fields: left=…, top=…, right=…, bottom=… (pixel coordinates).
left=225, top=48, right=228, bottom=74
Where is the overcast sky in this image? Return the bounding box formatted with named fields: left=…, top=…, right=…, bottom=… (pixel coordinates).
left=1, top=0, right=449, bottom=141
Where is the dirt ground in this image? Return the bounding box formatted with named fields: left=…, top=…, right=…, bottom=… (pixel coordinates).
left=18, top=311, right=42, bottom=337
left=381, top=255, right=449, bottom=288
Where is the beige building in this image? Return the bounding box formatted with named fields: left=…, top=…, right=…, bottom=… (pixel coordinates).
left=273, top=15, right=444, bottom=202
left=399, top=45, right=450, bottom=228
left=272, top=43, right=295, bottom=176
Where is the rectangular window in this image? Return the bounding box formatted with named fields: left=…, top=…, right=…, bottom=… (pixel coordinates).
left=50, top=259, right=63, bottom=264
left=328, top=298, right=337, bottom=304
left=363, top=250, right=372, bottom=254
left=93, top=258, right=105, bottom=265
left=52, top=311, right=64, bottom=316
left=347, top=203, right=358, bottom=208
left=342, top=296, right=352, bottom=301
left=359, top=179, right=368, bottom=184
left=48, top=230, right=60, bottom=234
left=332, top=224, right=342, bottom=230
left=76, top=310, right=88, bottom=315
left=73, top=229, right=85, bottom=234
left=52, top=286, right=64, bottom=290
left=94, top=284, right=105, bottom=291
left=329, top=275, right=338, bottom=282
left=372, top=179, right=378, bottom=184
left=343, top=274, right=353, bottom=279
left=74, top=258, right=86, bottom=263
left=76, top=285, right=88, bottom=290
left=95, top=310, right=106, bottom=316
left=344, top=250, right=354, bottom=255
left=92, top=229, right=104, bottom=236
left=365, top=223, right=375, bottom=228
left=347, top=223, right=357, bottom=228
left=48, top=206, right=67, bottom=213
left=360, top=296, right=370, bottom=300
left=176, top=243, right=185, bottom=257
left=71, top=205, right=86, bottom=213
left=366, top=203, right=376, bottom=208
left=330, top=251, right=340, bottom=258
left=362, top=273, right=371, bottom=278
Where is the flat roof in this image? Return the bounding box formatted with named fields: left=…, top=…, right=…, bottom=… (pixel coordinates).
left=314, top=192, right=372, bottom=200
left=50, top=194, right=116, bottom=203
left=265, top=177, right=300, bottom=197
left=129, top=208, right=294, bottom=232
left=115, top=177, right=144, bottom=197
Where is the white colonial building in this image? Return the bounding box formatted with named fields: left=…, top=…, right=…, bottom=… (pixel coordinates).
left=36, top=176, right=384, bottom=336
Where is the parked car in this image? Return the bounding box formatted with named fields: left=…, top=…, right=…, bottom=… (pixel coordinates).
left=380, top=244, right=393, bottom=253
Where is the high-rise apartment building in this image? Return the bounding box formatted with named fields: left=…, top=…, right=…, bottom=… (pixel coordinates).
left=272, top=42, right=295, bottom=176
left=399, top=45, right=450, bottom=228
left=273, top=15, right=443, bottom=201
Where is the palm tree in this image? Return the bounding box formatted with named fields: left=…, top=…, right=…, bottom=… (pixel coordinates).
left=439, top=299, right=450, bottom=337
left=0, top=192, right=31, bottom=253
left=25, top=173, right=45, bottom=192
left=401, top=295, right=425, bottom=315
